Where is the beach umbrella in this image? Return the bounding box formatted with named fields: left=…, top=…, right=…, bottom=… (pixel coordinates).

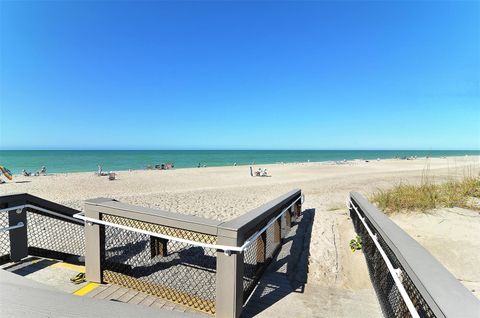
left=0, top=165, right=13, bottom=180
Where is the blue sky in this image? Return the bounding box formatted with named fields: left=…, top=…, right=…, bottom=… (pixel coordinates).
left=0, top=1, right=478, bottom=150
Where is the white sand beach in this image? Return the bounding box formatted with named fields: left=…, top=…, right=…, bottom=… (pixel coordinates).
left=1, top=155, right=479, bottom=315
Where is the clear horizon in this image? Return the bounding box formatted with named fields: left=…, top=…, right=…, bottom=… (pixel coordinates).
left=1, top=1, right=479, bottom=150
left=1, top=148, right=479, bottom=151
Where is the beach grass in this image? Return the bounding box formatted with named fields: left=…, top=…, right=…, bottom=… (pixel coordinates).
left=372, top=174, right=480, bottom=214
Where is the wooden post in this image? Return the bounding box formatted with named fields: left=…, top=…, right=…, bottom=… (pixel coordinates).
left=295, top=200, right=302, bottom=218
left=84, top=204, right=105, bottom=284
left=150, top=236, right=168, bottom=257
left=256, top=232, right=266, bottom=265
left=216, top=231, right=244, bottom=318
left=274, top=218, right=281, bottom=244
left=285, top=209, right=292, bottom=228
left=8, top=201, right=28, bottom=262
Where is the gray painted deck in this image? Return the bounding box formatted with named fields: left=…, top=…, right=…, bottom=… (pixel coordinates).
left=1, top=256, right=209, bottom=316
left=84, top=284, right=206, bottom=317
left=0, top=269, right=200, bottom=318
left=85, top=283, right=209, bottom=316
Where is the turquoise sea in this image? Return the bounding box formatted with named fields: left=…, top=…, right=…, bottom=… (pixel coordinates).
left=0, top=150, right=479, bottom=174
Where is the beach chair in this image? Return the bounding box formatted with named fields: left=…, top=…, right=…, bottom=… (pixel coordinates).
left=108, top=172, right=116, bottom=181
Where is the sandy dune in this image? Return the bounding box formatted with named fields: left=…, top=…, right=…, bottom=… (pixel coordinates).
left=1, top=155, right=479, bottom=314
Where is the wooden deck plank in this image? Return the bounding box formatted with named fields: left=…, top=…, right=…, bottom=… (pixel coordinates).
left=117, top=289, right=139, bottom=303
left=173, top=304, right=186, bottom=312
left=128, top=292, right=147, bottom=305
left=85, top=285, right=108, bottom=298
left=161, top=301, right=175, bottom=311
left=139, top=295, right=157, bottom=307
left=106, top=286, right=129, bottom=301
left=94, top=285, right=121, bottom=300
left=150, top=298, right=167, bottom=309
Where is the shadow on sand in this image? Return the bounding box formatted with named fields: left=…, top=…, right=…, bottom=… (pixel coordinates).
left=241, top=208, right=315, bottom=317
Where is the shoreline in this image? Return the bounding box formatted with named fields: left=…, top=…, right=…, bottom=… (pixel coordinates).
left=5, top=154, right=479, bottom=177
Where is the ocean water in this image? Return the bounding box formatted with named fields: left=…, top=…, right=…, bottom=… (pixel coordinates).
left=0, top=150, right=478, bottom=174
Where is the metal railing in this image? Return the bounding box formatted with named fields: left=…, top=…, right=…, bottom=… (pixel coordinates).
left=0, top=222, right=24, bottom=233
left=80, top=189, right=303, bottom=317
left=0, top=191, right=303, bottom=317
left=0, top=193, right=85, bottom=264
left=348, top=192, right=480, bottom=318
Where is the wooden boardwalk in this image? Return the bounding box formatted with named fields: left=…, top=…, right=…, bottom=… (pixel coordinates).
left=1, top=257, right=209, bottom=316
left=85, top=283, right=210, bottom=316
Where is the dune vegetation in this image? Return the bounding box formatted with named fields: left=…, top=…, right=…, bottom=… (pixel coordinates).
left=372, top=174, right=480, bottom=214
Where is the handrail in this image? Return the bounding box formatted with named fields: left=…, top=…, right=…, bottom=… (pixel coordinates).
left=0, top=191, right=302, bottom=254
left=73, top=194, right=303, bottom=254
left=218, top=189, right=302, bottom=243
left=84, top=198, right=221, bottom=236
left=74, top=212, right=241, bottom=252
left=0, top=222, right=24, bottom=233
left=0, top=193, right=82, bottom=225
left=349, top=192, right=480, bottom=318
left=346, top=198, right=419, bottom=318
left=0, top=204, right=81, bottom=224
left=234, top=194, right=303, bottom=253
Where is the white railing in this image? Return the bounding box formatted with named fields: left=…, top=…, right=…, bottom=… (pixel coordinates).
left=0, top=204, right=80, bottom=223
left=0, top=222, right=24, bottom=233
left=0, top=194, right=302, bottom=255
left=73, top=194, right=304, bottom=255
left=346, top=197, right=420, bottom=318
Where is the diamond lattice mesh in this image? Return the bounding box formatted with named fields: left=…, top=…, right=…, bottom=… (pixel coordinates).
left=102, top=214, right=217, bottom=315
left=0, top=212, right=9, bottom=262
left=27, top=210, right=85, bottom=259
left=350, top=201, right=436, bottom=318
left=242, top=216, right=282, bottom=303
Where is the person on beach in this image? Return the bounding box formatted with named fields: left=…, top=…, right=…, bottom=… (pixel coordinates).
left=97, top=165, right=102, bottom=175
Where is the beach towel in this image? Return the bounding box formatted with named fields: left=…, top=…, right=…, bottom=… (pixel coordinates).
left=0, top=165, right=13, bottom=180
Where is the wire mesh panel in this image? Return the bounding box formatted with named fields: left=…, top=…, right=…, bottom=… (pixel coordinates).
left=101, top=214, right=217, bottom=315
left=243, top=240, right=259, bottom=302
left=350, top=202, right=436, bottom=318
left=265, top=221, right=277, bottom=260
left=0, top=212, right=9, bottom=263
left=27, top=210, right=85, bottom=260
left=242, top=217, right=282, bottom=303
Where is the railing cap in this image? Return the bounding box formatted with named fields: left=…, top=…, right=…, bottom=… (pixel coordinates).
left=218, top=189, right=301, bottom=242
left=85, top=198, right=222, bottom=236
left=349, top=191, right=480, bottom=318
left=0, top=193, right=28, bottom=205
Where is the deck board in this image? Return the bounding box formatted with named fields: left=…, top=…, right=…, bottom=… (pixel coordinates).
left=85, top=284, right=108, bottom=298
left=116, top=288, right=139, bottom=303
left=139, top=295, right=157, bottom=307
left=128, top=292, right=147, bottom=305
left=105, top=286, right=129, bottom=300
left=94, top=285, right=121, bottom=300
